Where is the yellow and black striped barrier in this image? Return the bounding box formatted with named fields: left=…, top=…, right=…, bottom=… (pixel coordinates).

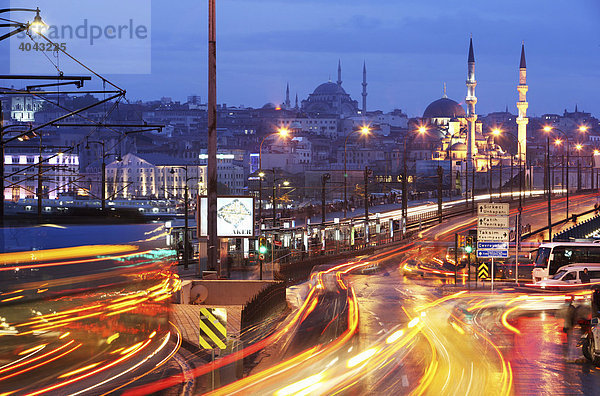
left=199, top=307, right=227, bottom=350
left=478, top=263, right=489, bottom=280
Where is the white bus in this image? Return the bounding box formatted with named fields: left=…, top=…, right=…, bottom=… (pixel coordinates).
left=531, top=242, right=600, bottom=282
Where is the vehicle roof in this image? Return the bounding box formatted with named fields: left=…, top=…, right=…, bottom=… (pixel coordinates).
left=538, top=242, right=600, bottom=248
left=557, top=263, right=600, bottom=271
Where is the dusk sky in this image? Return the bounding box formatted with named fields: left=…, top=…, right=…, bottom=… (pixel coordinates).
left=3, top=0, right=600, bottom=117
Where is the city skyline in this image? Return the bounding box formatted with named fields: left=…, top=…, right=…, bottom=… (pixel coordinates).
left=1, top=0, right=598, bottom=117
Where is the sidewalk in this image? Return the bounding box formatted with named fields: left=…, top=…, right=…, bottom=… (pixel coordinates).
left=170, top=304, right=243, bottom=349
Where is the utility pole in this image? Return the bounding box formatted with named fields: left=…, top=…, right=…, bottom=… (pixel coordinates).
left=37, top=143, right=43, bottom=222
left=437, top=166, right=443, bottom=223
left=364, top=166, right=371, bottom=244
left=547, top=135, right=552, bottom=241
left=471, top=157, right=475, bottom=213
left=321, top=173, right=330, bottom=225
left=207, top=0, right=219, bottom=275
left=272, top=172, right=276, bottom=228
left=0, top=101, right=3, bottom=227
left=499, top=159, right=502, bottom=199
left=465, top=160, right=469, bottom=209
left=184, top=182, right=189, bottom=270
left=488, top=154, right=492, bottom=202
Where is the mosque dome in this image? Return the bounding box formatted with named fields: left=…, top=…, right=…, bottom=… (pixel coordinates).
left=423, top=98, right=466, bottom=119
left=450, top=142, right=467, bottom=151
left=312, top=82, right=347, bottom=95
left=262, top=102, right=277, bottom=109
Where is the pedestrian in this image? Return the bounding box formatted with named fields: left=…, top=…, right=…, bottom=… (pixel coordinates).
left=580, top=268, right=591, bottom=284
left=592, top=286, right=600, bottom=317
left=561, top=296, right=578, bottom=362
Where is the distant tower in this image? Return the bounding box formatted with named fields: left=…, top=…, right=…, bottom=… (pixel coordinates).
left=362, top=61, right=367, bottom=113
left=465, top=36, right=478, bottom=163
left=285, top=83, right=291, bottom=109
left=337, top=59, right=342, bottom=86
left=295, top=93, right=299, bottom=110
left=516, top=42, right=528, bottom=165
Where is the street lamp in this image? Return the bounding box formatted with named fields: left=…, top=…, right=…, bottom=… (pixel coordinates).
left=344, top=125, right=371, bottom=218
left=0, top=7, right=47, bottom=42
left=402, top=126, right=427, bottom=217
left=542, top=126, right=552, bottom=240
left=544, top=126, right=572, bottom=221
left=272, top=173, right=289, bottom=228
left=321, top=173, right=331, bottom=225
left=258, top=127, right=290, bottom=229
left=492, top=129, right=524, bottom=213
left=575, top=144, right=583, bottom=191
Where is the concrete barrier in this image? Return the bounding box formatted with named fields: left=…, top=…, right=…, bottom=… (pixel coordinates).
left=180, top=280, right=278, bottom=305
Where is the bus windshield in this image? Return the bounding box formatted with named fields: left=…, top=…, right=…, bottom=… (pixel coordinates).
left=534, top=247, right=551, bottom=268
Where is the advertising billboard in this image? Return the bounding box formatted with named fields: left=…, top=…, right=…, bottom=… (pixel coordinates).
left=197, top=196, right=254, bottom=237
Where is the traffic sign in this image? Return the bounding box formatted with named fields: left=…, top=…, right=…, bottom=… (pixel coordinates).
left=477, top=228, right=509, bottom=241
left=478, top=216, right=509, bottom=229
left=478, top=203, right=509, bottom=216
left=477, top=241, right=508, bottom=250
left=199, top=307, right=227, bottom=350
left=478, top=263, right=489, bottom=279
left=477, top=250, right=509, bottom=258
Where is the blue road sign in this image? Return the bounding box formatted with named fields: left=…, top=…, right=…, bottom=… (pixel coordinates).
left=477, top=242, right=508, bottom=250
left=477, top=250, right=509, bottom=258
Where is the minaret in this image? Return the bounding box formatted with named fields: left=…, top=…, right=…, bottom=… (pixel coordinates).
left=285, top=83, right=291, bottom=109
left=465, top=36, right=478, bottom=163
left=337, top=59, right=342, bottom=86
left=295, top=93, right=299, bottom=110
left=516, top=42, right=528, bottom=165
left=362, top=61, right=367, bottom=114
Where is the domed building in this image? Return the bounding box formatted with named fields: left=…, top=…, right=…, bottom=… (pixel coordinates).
left=301, top=61, right=359, bottom=117
left=422, top=95, right=466, bottom=126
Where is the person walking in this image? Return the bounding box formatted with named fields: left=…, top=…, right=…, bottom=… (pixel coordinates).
left=561, top=296, right=578, bottom=362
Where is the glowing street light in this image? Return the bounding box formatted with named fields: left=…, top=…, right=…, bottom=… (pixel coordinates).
left=343, top=125, right=371, bottom=217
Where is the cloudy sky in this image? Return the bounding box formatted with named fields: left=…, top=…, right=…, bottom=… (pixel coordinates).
left=3, top=0, right=599, bottom=117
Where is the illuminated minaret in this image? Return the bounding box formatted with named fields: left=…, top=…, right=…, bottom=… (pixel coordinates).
left=285, top=82, right=291, bottom=109
left=337, top=59, right=342, bottom=86
left=362, top=61, right=367, bottom=113
left=516, top=42, right=528, bottom=164
left=465, top=36, right=478, bottom=163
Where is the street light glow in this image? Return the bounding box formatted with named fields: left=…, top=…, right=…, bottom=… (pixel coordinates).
left=575, top=144, right=583, bottom=151
left=417, top=126, right=427, bottom=135
left=543, top=126, right=552, bottom=132
left=29, top=8, right=48, bottom=35
left=579, top=125, right=589, bottom=133
left=492, top=128, right=501, bottom=136
left=278, top=127, right=290, bottom=138
left=283, top=180, right=290, bottom=186
left=554, top=139, right=562, bottom=146
left=594, top=150, right=600, bottom=155
left=360, top=125, right=371, bottom=135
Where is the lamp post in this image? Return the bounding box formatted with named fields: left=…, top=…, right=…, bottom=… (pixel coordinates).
left=403, top=126, right=426, bottom=218
left=321, top=173, right=331, bottom=225
left=258, top=128, right=289, bottom=229
left=344, top=125, right=370, bottom=218
left=493, top=129, right=524, bottom=212
left=575, top=144, right=583, bottom=191
left=171, top=166, right=190, bottom=269
left=271, top=173, right=289, bottom=229
left=0, top=122, right=32, bottom=225
left=544, top=126, right=574, bottom=220
left=86, top=140, right=108, bottom=211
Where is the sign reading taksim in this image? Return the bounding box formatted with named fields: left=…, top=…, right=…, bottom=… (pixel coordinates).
left=478, top=228, right=509, bottom=241
left=477, top=203, right=510, bottom=263
left=478, top=203, right=510, bottom=216
left=478, top=216, right=510, bottom=229
left=198, top=196, right=255, bottom=237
